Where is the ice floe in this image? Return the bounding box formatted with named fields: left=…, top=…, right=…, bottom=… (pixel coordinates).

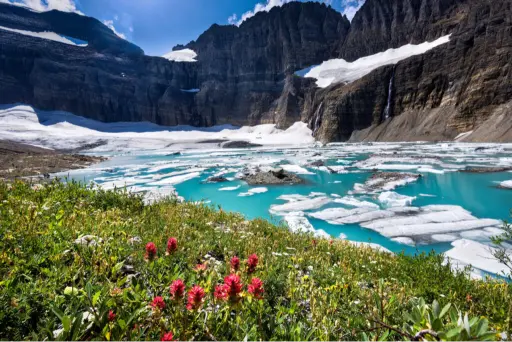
left=500, top=180, right=512, bottom=188
left=298, top=35, right=451, bottom=88
left=238, top=187, right=268, bottom=197
left=279, top=164, right=314, bottom=175
left=445, top=239, right=510, bottom=277
left=378, top=191, right=416, bottom=207
left=284, top=212, right=330, bottom=238
left=219, top=185, right=241, bottom=191
left=270, top=196, right=331, bottom=215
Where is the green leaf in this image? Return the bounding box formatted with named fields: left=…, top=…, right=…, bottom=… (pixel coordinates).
left=432, top=300, right=440, bottom=318
left=92, top=290, right=101, bottom=306
left=62, top=316, right=72, bottom=332
left=439, top=303, right=451, bottom=318
left=51, top=306, right=65, bottom=321
left=378, top=329, right=390, bottom=341
left=118, top=319, right=127, bottom=330
left=476, top=319, right=489, bottom=336
left=446, top=327, right=462, bottom=339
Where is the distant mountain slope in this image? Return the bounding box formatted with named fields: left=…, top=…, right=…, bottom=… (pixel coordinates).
left=0, top=0, right=510, bottom=142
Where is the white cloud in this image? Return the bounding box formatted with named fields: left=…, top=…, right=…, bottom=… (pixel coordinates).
left=233, top=0, right=294, bottom=26
left=340, top=0, right=365, bottom=21
left=103, top=19, right=126, bottom=40
left=227, top=13, right=237, bottom=25
left=0, top=0, right=83, bottom=14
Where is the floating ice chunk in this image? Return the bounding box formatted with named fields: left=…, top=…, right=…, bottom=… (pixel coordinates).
left=308, top=207, right=375, bottom=223
left=279, top=164, right=314, bottom=175
left=417, top=167, right=445, bottom=174
left=500, top=180, right=512, bottom=188
left=445, top=239, right=510, bottom=276
left=388, top=206, right=421, bottom=214
left=391, top=237, right=415, bottom=246
left=301, top=35, right=451, bottom=88
left=0, top=25, right=88, bottom=46
left=219, top=185, right=241, bottom=191
left=162, top=48, right=197, bottom=62
left=334, top=196, right=379, bottom=209
left=339, top=233, right=347, bottom=239
left=238, top=187, right=268, bottom=197
left=277, top=194, right=311, bottom=202
left=337, top=210, right=395, bottom=224
left=148, top=172, right=201, bottom=186
left=284, top=212, right=330, bottom=238
left=348, top=241, right=392, bottom=254
left=378, top=192, right=416, bottom=207
left=431, top=234, right=458, bottom=242
left=419, top=193, right=436, bottom=197
left=270, top=197, right=331, bottom=215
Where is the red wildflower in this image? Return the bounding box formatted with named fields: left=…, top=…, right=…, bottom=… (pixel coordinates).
left=150, top=296, right=165, bottom=310
left=186, top=285, right=205, bottom=310
left=108, top=310, right=116, bottom=322
left=247, top=253, right=258, bottom=273
left=161, top=331, right=174, bottom=341
left=194, top=263, right=207, bottom=272
left=329, top=240, right=333, bottom=246
left=214, top=285, right=227, bottom=300
left=166, top=237, right=178, bottom=255
left=170, top=279, right=186, bottom=300
left=312, top=239, right=317, bottom=247
left=145, top=242, right=157, bottom=261
left=230, top=256, right=240, bottom=272
left=248, top=277, right=264, bottom=299
left=223, top=274, right=243, bottom=303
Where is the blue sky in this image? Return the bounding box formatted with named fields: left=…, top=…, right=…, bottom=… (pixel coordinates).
left=1, top=0, right=366, bottom=56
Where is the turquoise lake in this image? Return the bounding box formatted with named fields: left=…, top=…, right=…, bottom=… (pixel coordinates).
left=67, top=142, right=512, bottom=273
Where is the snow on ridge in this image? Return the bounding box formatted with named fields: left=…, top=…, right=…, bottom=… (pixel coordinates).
left=0, top=25, right=88, bottom=46
left=298, top=35, right=451, bottom=88
left=162, top=48, right=197, bottom=62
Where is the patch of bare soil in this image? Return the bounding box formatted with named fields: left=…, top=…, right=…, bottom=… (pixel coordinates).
left=0, top=140, right=105, bottom=180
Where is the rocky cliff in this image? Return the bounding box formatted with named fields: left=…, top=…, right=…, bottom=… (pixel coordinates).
left=0, top=0, right=510, bottom=142
left=307, top=0, right=512, bottom=143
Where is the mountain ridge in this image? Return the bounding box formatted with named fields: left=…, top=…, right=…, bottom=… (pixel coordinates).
left=0, top=0, right=510, bottom=142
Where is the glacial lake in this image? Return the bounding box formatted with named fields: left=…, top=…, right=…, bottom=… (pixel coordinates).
left=65, top=142, right=512, bottom=276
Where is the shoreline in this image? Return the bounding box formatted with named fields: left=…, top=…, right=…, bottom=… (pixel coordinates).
left=0, top=140, right=106, bottom=181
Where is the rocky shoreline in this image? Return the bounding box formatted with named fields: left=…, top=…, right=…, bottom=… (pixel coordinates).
left=0, top=140, right=105, bottom=181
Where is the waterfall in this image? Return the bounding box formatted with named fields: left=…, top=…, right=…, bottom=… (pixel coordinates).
left=311, top=102, right=323, bottom=134
left=382, top=66, right=396, bottom=121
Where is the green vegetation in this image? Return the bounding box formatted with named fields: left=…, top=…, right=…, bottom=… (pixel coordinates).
left=0, top=181, right=510, bottom=341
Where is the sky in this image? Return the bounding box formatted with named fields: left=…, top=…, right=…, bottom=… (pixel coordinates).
left=0, top=0, right=366, bottom=56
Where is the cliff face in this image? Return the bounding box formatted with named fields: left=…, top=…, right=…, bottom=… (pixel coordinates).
left=307, top=0, right=512, bottom=143
left=0, top=2, right=348, bottom=127
left=0, top=0, right=510, bottom=142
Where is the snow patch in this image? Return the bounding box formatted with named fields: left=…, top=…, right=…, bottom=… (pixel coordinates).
left=0, top=25, right=88, bottom=46
left=162, top=48, right=197, bottom=62
left=299, top=35, right=451, bottom=88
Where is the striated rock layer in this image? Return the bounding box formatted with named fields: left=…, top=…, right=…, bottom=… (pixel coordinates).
left=0, top=0, right=510, bottom=142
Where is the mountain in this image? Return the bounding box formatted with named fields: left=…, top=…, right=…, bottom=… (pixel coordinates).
left=0, top=0, right=510, bottom=142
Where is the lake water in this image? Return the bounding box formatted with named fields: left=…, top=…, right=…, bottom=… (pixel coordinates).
left=66, top=142, right=512, bottom=276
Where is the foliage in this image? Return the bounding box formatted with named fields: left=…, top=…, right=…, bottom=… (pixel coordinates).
left=491, top=215, right=512, bottom=278
left=0, top=180, right=510, bottom=341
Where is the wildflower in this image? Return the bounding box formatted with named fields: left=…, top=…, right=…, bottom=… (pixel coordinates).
left=230, top=256, right=240, bottom=272
left=312, top=239, right=317, bottom=247
left=466, top=294, right=473, bottom=303
left=170, top=279, right=186, bottom=300
left=248, top=277, right=264, bottom=299
left=329, top=240, right=333, bottom=246
left=186, top=285, right=205, bottom=310
left=247, top=253, right=258, bottom=273
left=161, top=331, right=174, bottom=341
left=194, top=263, right=207, bottom=272
left=214, top=285, right=227, bottom=300
left=108, top=310, right=116, bottom=322
left=166, top=237, right=178, bottom=255
left=110, top=287, right=122, bottom=296
left=150, top=296, right=165, bottom=310
left=145, top=242, right=157, bottom=261
left=223, top=274, right=243, bottom=303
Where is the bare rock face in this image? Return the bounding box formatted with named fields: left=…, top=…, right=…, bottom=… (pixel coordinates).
left=242, top=168, right=305, bottom=185
left=0, top=0, right=511, bottom=143
left=0, top=2, right=348, bottom=128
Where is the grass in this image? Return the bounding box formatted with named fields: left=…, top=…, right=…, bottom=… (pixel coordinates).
left=0, top=180, right=510, bottom=341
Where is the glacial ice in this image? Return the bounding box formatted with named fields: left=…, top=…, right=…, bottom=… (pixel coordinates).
left=378, top=191, right=416, bottom=207
left=500, top=180, right=512, bottom=188
left=299, top=35, right=451, bottom=88
left=270, top=197, right=331, bottom=215
left=284, top=212, right=330, bottom=238
left=238, top=187, right=268, bottom=197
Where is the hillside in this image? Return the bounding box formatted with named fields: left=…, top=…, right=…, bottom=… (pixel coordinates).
left=0, top=181, right=510, bottom=340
